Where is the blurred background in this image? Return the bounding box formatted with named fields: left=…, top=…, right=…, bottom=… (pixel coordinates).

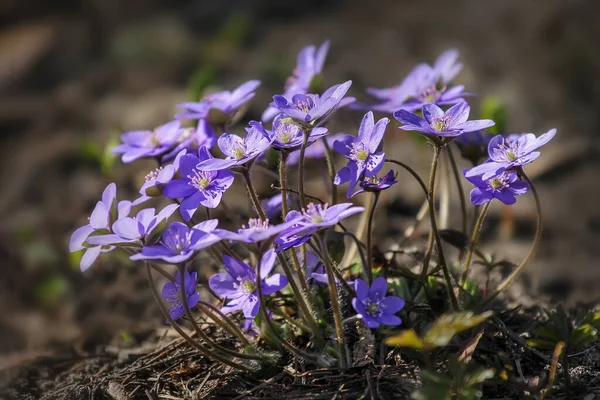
left=1, top=0, right=599, bottom=368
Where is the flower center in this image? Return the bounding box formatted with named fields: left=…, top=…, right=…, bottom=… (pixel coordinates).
left=234, top=277, right=257, bottom=295
left=293, top=96, right=315, bottom=112
left=363, top=175, right=385, bottom=187
left=348, top=142, right=370, bottom=163
left=416, top=84, right=444, bottom=103
left=243, top=218, right=270, bottom=232
left=188, top=170, right=213, bottom=190
left=145, top=166, right=164, bottom=182
left=489, top=174, right=510, bottom=191
left=493, top=138, right=524, bottom=163
left=275, top=123, right=300, bottom=144
left=432, top=115, right=451, bottom=132
left=163, top=231, right=193, bottom=254
left=365, top=299, right=383, bottom=317
left=229, top=141, right=247, bottom=160
left=304, top=203, right=328, bottom=224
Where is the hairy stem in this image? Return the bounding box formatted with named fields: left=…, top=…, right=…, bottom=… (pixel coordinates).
left=483, top=172, right=542, bottom=305
left=240, top=168, right=267, bottom=221
left=317, top=234, right=348, bottom=369
left=321, top=136, right=338, bottom=205
left=145, top=264, right=251, bottom=371
left=460, top=201, right=491, bottom=286
left=340, top=194, right=372, bottom=269
left=365, top=192, right=380, bottom=284
left=298, top=129, right=310, bottom=209
left=198, top=301, right=250, bottom=346
left=447, top=146, right=468, bottom=236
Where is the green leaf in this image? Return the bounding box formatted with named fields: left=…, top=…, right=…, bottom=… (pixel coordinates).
left=570, top=323, right=598, bottom=349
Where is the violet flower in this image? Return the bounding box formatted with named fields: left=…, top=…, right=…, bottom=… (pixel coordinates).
left=209, top=249, right=288, bottom=318
left=271, top=81, right=354, bottom=128
left=87, top=204, right=179, bottom=246
left=113, top=121, right=183, bottom=163
left=262, top=41, right=330, bottom=122
left=464, top=129, right=557, bottom=180
left=261, top=193, right=296, bottom=219
left=251, top=115, right=328, bottom=151
left=359, top=49, right=466, bottom=113
left=352, top=277, right=405, bottom=328
left=333, top=112, right=389, bottom=197
left=163, top=147, right=234, bottom=220
left=130, top=220, right=222, bottom=264
left=197, top=125, right=272, bottom=171
left=70, top=183, right=131, bottom=271
left=175, top=80, right=261, bottom=125
left=275, top=203, right=364, bottom=251
left=464, top=170, right=529, bottom=205
left=161, top=270, right=200, bottom=320
left=214, top=218, right=299, bottom=244
left=454, top=131, right=496, bottom=165
left=394, top=101, right=494, bottom=138
left=349, top=170, right=397, bottom=197
left=161, top=120, right=216, bottom=163
left=132, top=149, right=188, bottom=206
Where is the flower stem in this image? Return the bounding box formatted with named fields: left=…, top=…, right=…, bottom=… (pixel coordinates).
left=177, top=265, right=266, bottom=361
left=340, top=193, right=372, bottom=269
left=317, top=234, right=348, bottom=369
left=483, top=172, right=542, bottom=305
left=275, top=252, right=322, bottom=344
left=254, top=254, right=318, bottom=361
left=279, top=152, right=290, bottom=218
left=198, top=300, right=250, bottom=346
left=365, top=192, right=380, bottom=284
left=460, top=201, right=491, bottom=287
left=145, top=264, right=252, bottom=371
left=240, top=168, right=267, bottom=221
left=447, top=146, right=468, bottom=236
left=321, top=136, right=337, bottom=205
left=298, top=129, right=310, bottom=209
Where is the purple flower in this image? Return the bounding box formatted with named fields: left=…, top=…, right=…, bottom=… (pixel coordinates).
left=262, top=41, right=330, bottom=121
left=454, top=131, right=496, bottom=165
left=113, top=121, right=183, bottom=163
left=70, top=183, right=131, bottom=271
left=261, top=193, right=296, bottom=218
left=349, top=170, right=397, bottom=197
left=394, top=101, right=494, bottom=138
left=175, top=80, right=261, bottom=125
left=242, top=310, right=272, bottom=337
left=161, top=120, right=216, bottom=163
left=275, top=203, right=365, bottom=251
left=163, top=147, right=234, bottom=220
left=161, top=270, right=200, bottom=320
left=196, top=125, right=272, bottom=171
left=271, top=81, right=354, bottom=127
left=464, top=129, right=557, bottom=180
left=130, top=220, right=222, bottom=264
left=464, top=170, right=529, bottom=205
left=333, top=112, right=389, bottom=197
left=352, top=277, right=405, bottom=328
left=214, top=218, right=299, bottom=244
left=132, top=149, right=188, bottom=206
left=87, top=204, right=179, bottom=246
left=251, top=115, right=328, bottom=151
left=359, top=49, right=466, bottom=113
left=286, top=133, right=345, bottom=166
left=209, top=249, right=289, bottom=318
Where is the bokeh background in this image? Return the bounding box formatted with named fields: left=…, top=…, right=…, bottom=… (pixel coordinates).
left=1, top=0, right=599, bottom=367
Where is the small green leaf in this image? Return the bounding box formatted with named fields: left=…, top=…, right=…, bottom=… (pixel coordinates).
left=570, top=324, right=598, bottom=348
left=423, top=311, right=493, bottom=349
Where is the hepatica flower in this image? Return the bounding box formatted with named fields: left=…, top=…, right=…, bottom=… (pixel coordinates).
left=113, top=121, right=183, bottom=163
left=163, top=147, right=234, bottom=220
left=197, top=125, right=272, bottom=171
left=133, top=149, right=188, bottom=206
left=162, top=270, right=200, bottom=320
left=465, top=129, right=557, bottom=180
left=353, top=170, right=397, bottom=197
left=70, top=183, right=131, bottom=271
left=271, top=81, right=354, bottom=128
left=261, top=193, right=296, bottom=219
left=262, top=41, right=330, bottom=122
left=175, top=80, right=261, bottom=125
left=214, top=218, right=298, bottom=244
left=352, top=277, right=405, bottom=328
left=209, top=249, right=288, bottom=318
left=333, top=112, right=389, bottom=197
left=464, top=170, right=529, bottom=205
left=286, top=133, right=345, bottom=166
left=275, top=203, right=364, bottom=251
left=162, top=120, right=216, bottom=163
left=394, top=101, right=494, bottom=138
left=131, top=220, right=221, bottom=263
left=251, top=115, right=328, bottom=151
left=360, top=49, right=466, bottom=113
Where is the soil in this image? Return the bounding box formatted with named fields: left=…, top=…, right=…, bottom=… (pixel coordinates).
left=1, top=0, right=599, bottom=398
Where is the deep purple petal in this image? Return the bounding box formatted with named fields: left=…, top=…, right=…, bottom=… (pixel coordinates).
left=378, top=314, right=402, bottom=326
left=381, top=296, right=405, bottom=313
left=209, top=273, right=239, bottom=297
left=262, top=274, right=288, bottom=295
left=354, top=278, right=369, bottom=300
left=469, top=188, right=493, bottom=205
left=368, top=277, right=388, bottom=301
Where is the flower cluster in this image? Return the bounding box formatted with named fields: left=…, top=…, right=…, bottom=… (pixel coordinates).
left=70, top=41, right=557, bottom=374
